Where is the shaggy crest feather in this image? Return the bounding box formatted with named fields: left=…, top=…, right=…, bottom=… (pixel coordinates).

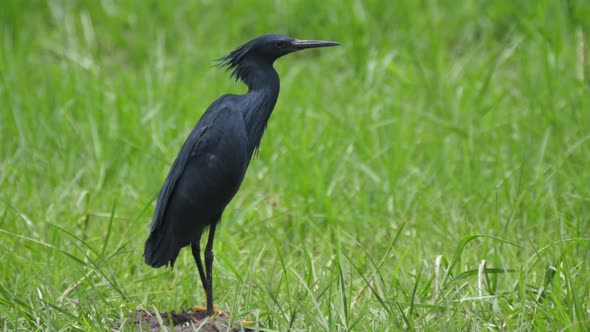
left=216, top=40, right=256, bottom=83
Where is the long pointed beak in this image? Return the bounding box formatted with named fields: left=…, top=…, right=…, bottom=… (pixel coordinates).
left=292, top=39, right=340, bottom=50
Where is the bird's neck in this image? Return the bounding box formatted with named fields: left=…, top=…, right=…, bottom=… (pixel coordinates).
left=240, top=63, right=280, bottom=158
left=240, top=61, right=280, bottom=92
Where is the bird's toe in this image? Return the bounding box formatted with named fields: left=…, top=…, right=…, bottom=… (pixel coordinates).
left=190, top=305, right=228, bottom=318
left=190, top=305, right=207, bottom=312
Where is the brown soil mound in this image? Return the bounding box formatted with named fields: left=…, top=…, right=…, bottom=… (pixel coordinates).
left=119, top=309, right=258, bottom=332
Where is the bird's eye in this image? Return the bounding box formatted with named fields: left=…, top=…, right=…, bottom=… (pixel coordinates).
left=275, top=41, right=285, bottom=48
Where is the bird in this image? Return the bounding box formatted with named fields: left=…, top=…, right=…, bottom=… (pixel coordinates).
left=143, top=34, right=339, bottom=316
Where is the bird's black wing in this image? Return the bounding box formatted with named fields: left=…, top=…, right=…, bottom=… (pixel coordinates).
left=149, top=124, right=209, bottom=233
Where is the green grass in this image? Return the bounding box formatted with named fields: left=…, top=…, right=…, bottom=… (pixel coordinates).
left=1, top=0, right=590, bottom=330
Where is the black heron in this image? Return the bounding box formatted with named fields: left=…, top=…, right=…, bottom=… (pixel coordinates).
left=144, top=34, right=339, bottom=316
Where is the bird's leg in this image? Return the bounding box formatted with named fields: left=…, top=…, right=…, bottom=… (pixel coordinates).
left=204, top=223, right=217, bottom=317
left=190, top=234, right=225, bottom=316
left=190, top=236, right=211, bottom=314
left=190, top=240, right=207, bottom=297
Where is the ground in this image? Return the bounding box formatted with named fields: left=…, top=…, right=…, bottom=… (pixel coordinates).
left=120, top=309, right=257, bottom=332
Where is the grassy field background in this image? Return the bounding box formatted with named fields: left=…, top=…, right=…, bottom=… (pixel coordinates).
left=1, top=0, right=589, bottom=330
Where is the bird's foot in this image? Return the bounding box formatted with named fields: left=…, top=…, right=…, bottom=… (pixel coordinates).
left=190, top=305, right=228, bottom=318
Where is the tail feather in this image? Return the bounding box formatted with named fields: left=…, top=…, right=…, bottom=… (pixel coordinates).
left=144, top=230, right=181, bottom=268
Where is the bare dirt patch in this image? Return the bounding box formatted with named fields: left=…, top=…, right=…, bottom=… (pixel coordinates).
left=119, top=309, right=258, bottom=332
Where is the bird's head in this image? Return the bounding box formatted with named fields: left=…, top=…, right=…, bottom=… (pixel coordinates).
left=218, top=34, right=339, bottom=82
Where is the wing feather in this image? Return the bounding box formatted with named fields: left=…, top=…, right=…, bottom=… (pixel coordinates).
left=149, top=124, right=209, bottom=232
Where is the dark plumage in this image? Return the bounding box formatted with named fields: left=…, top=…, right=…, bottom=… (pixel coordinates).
left=144, top=34, right=339, bottom=316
